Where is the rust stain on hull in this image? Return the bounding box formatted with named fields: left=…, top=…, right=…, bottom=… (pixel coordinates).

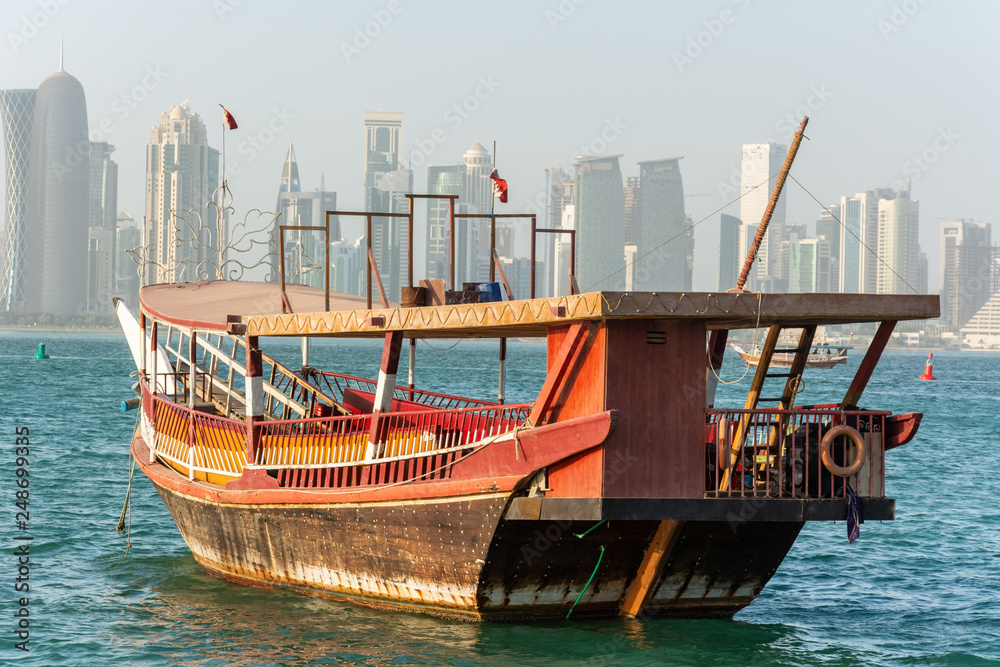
left=152, top=478, right=803, bottom=621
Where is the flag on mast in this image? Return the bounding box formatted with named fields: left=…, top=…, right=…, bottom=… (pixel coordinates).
left=490, top=169, right=508, bottom=203
left=220, top=105, right=238, bottom=130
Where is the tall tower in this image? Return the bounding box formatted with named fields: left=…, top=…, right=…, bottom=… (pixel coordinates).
left=144, top=105, right=219, bottom=284
left=0, top=89, right=35, bottom=312
left=25, top=49, right=90, bottom=316
left=636, top=157, right=687, bottom=291
left=623, top=176, right=640, bottom=247
left=816, top=204, right=841, bottom=292
left=363, top=111, right=402, bottom=213
left=87, top=141, right=118, bottom=314
left=839, top=189, right=895, bottom=294
left=425, top=164, right=465, bottom=282
left=462, top=142, right=492, bottom=215
left=718, top=213, right=742, bottom=291
left=940, top=220, right=994, bottom=327
left=739, top=142, right=787, bottom=289
left=274, top=143, right=337, bottom=288
left=462, top=142, right=493, bottom=283
left=573, top=154, right=626, bottom=292
left=876, top=192, right=920, bottom=294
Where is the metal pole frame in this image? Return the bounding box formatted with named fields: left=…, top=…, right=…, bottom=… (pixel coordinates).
left=320, top=210, right=410, bottom=310
left=403, top=194, right=459, bottom=291
left=454, top=213, right=542, bottom=292
left=278, top=223, right=331, bottom=312
left=529, top=227, right=576, bottom=299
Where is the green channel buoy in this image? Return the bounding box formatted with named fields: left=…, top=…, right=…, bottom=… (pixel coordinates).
left=34, top=342, right=50, bottom=359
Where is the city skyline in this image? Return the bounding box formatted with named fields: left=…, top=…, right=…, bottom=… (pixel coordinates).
left=2, top=2, right=993, bottom=295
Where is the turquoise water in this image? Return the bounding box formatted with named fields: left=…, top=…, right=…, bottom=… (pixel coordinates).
left=1, top=330, right=998, bottom=666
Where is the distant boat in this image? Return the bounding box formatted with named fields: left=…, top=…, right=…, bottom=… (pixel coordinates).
left=729, top=341, right=850, bottom=369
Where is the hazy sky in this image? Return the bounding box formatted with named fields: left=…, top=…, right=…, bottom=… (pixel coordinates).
left=3, top=0, right=997, bottom=293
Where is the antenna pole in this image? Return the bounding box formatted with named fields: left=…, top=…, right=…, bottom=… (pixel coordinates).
left=735, top=116, right=809, bottom=291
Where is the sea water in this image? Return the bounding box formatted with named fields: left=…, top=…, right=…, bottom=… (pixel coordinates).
left=1, top=330, right=998, bottom=666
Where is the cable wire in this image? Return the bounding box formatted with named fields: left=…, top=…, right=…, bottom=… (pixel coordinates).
left=788, top=174, right=919, bottom=295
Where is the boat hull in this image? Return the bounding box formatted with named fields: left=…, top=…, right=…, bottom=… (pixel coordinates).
left=145, top=454, right=801, bottom=621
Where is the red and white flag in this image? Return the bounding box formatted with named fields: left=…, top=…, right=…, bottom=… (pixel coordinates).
left=220, top=105, right=238, bottom=130
left=490, top=169, right=508, bottom=203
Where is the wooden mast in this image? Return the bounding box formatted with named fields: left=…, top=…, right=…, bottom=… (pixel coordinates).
left=734, top=116, right=809, bottom=292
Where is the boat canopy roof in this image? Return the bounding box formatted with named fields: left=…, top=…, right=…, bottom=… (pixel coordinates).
left=139, top=281, right=940, bottom=338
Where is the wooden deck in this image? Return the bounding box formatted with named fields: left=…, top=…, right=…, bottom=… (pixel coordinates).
left=140, top=281, right=940, bottom=338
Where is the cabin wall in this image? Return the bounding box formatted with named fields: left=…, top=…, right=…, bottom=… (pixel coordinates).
left=545, top=322, right=606, bottom=497
left=603, top=320, right=706, bottom=498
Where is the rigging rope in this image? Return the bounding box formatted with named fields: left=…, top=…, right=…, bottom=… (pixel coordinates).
left=709, top=292, right=765, bottom=385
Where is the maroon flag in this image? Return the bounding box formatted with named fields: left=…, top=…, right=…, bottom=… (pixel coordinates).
left=490, top=169, right=508, bottom=203
left=220, top=105, right=238, bottom=130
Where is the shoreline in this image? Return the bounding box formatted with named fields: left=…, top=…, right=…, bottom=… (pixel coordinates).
left=0, top=326, right=121, bottom=334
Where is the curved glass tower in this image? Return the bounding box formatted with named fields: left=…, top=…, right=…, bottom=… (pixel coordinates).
left=0, top=89, right=36, bottom=311
left=25, top=60, right=89, bottom=316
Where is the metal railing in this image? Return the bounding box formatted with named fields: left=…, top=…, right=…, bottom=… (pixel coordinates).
left=705, top=407, right=888, bottom=499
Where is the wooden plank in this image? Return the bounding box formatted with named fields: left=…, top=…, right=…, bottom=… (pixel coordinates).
left=366, top=331, right=404, bottom=460
left=620, top=519, right=683, bottom=618
left=603, top=320, right=706, bottom=498
left=527, top=321, right=593, bottom=426
left=368, top=248, right=390, bottom=309
left=842, top=320, right=896, bottom=407
left=492, top=250, right=514, bottom=301
left=141, top=282, right=939, bottom=336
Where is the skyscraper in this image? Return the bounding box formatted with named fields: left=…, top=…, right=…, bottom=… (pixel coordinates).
left=363, top=111, right=409, bottom=299
left=144, top=105, right=220, bottom=284
left=370, top=167, right=411, bottom=300
left=623, top=176, right=640, bottom=247
left=25, top=52, right=90, bottom=316
left=425, top=164, right=465, bottom=281
left=463, top=142, right=494, bottom=284
left=718, top=213, right=742, bottom=291
left=940, top=220, right=994, bottom=327
left=552, top=180, right=576, bottom=297
left=816, top=204, right=841, bottom=292
left=274, top=143, right=337, bottom=288
left=540, top=166, right=568, bottom=297
left=739, top=142, right=787, bottom=289
left=876, top=192, right=920, bottom=294
left=573, top=154, right=625, bottom=291
left=788, top=237, right=831, bottom=293
left=87, top=141, right=118, bottom=314
left=0, top=89, right=35, bottom=312
left=635, top=157, right=687, bottom=291
left=839, top=189, right=895, bottom=294
left=363, top=111, right=402, bottom=213
left=463, top=142, right=492, bottom=217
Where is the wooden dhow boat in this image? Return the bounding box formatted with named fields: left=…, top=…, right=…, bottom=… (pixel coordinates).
left=729, top=341, right=851, bottom=369
left=118, top=117, right=937, bottom=620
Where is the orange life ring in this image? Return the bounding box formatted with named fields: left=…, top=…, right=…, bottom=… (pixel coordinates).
left=820, top=425, right=867, bottom=477
left=716, top=417, right=730, bottom=472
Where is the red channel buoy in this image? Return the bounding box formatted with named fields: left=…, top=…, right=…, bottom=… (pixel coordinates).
left=919, top=353, right=936, bottom=381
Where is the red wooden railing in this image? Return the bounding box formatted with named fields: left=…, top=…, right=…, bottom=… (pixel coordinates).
left=311, top=371, right=494, bottom=410
left=255, top=402, right=531, bottom=488
left=143, top=384, right=248, bottom=480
